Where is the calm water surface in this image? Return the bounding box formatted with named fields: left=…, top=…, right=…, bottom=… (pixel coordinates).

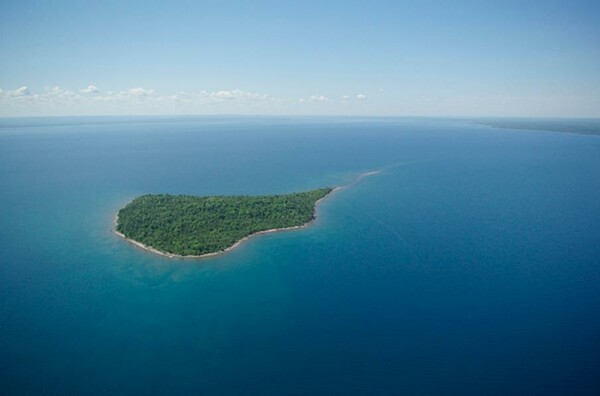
left=1, top=117, right=599, bottom=395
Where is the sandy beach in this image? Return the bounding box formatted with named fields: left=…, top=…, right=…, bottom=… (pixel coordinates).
left=114, top=170, right=380, bottom=259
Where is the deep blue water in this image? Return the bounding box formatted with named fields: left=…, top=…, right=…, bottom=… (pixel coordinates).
left=1, top=117, right=599, bottom=395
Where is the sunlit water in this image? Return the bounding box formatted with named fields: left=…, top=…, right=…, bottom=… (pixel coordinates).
left=1, top=117, right=599, bottom=395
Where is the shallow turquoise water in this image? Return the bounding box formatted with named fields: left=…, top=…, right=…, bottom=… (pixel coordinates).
left=1, top=117, right=599, bottom=394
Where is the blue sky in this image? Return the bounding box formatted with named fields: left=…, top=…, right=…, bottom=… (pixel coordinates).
left=1, top=0, right=599, bottom=117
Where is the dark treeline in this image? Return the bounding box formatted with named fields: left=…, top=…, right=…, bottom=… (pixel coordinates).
left=116, top=188, right=333, bottom=256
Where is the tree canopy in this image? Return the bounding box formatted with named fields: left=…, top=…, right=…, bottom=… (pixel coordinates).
left=116, top=188, right=333, bottom=256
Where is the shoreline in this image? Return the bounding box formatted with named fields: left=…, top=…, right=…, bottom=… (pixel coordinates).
left=113, top=170, right=380, bottom=260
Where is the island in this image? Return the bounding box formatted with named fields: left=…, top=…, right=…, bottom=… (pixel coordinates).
left=115, top=187, right=335, bottom=258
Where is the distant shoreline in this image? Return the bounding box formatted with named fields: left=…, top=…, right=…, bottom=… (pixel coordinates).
left=113, top=170, right=380, bottom=260
left=473, top=119, right=600, bottom=136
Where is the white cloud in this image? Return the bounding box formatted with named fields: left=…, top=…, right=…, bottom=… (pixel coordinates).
left=80, top=85, right=100, bottom=94
left=309, top=95, right=329, bottom=102
left=126, top=87, right=154, bottom=97
left=0, top=86, right=32, bottom=97
left=47, top=86, right=76, bottom=98
left=0, top=86, right=281, bottom=116
left=212, top=89, right=266, bottom=101
left=214, top=90, right=236, bottom=100
left=173, top=89, right=272, bottom=105
left=15, top=86, right=31, bottom=96
left=2, top=85, right=599, bottom=117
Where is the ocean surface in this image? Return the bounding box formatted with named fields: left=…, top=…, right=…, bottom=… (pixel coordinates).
left=1, top=116, right=599, bottom=395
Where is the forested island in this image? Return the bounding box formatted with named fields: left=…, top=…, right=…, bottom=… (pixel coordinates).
left=115, top=188, right=334, bottom=257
